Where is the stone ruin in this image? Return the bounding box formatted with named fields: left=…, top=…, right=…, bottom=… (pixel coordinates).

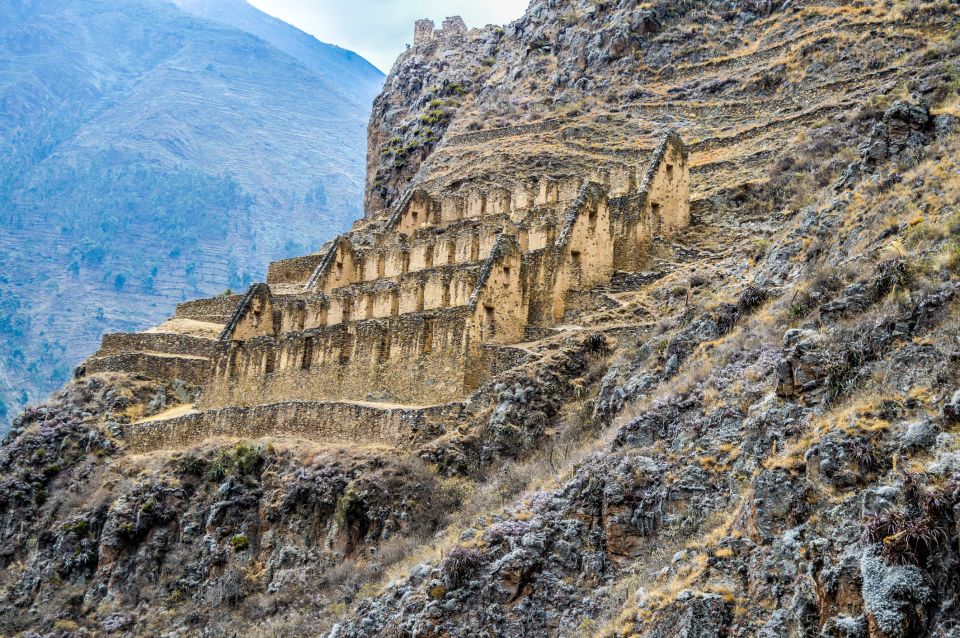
left=413, top=19, right=435, bottom=47
left=80, top=132, right=690, bottom=450
left=413, top=16, right=468, bottom=48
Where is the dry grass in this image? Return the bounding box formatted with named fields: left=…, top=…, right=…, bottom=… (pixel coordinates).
left=764, top=393, right=893, bottom=471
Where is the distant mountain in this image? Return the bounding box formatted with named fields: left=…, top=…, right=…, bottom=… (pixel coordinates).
left=171, top=0, right=384, bottom=95
left=0, top=0, right=383, bottom=424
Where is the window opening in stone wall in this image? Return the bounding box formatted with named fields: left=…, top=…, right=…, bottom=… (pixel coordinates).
left=339, top=333, right=354, bottom=364
left=301, top=337, right=314, bottom=371
left=548, top=182, right=559, bottom=203
left=651, top=201, right=661, bottom=218
left=483, top=305, right=495, bottom=338
left=571, top=250, right=582, bottom=266
left=336, top=260, right=344, bottom=277
left=378, top=332, right=390, bottom=362
left=251, top=301, right=262, bottom=328
left=666, top=164, right=674, bottom=180
left=265, top=350, right=275, bottom=376
left=588, top=208, right=597, bottom=230
left=422, top=320, right=434, bottom=354
left=229, top=349, right=239, bottom=378
left=416, top=284, right=425, bottom=312
left=502, top=266, right=511, bottom=287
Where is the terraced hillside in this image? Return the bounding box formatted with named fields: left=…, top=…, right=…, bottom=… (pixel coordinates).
left=368, top=0, right=955, bottom=209
left=1, top=0, right=960, bottom=636
left=0, top=0, right=383, bottom=425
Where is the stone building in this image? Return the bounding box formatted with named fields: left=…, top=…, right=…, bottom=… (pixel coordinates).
left=81, top=131, right=689, bottom=447
left=413, top=19, right=435, bottom=47
left=413, top=16, right=469, bottom=48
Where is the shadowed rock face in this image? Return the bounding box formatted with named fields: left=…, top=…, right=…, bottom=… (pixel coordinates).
left=0, top=0, right=382, bottom=427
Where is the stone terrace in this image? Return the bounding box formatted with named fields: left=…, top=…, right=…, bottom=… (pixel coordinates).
left=80, top=132, right=690, bottom=451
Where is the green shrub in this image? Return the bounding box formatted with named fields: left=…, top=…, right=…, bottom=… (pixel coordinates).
left=206, top=443, right=264, bottom=482
left=334, top=487, right=366, bottom=528
left=62, top=519, right=89, bottom=535
left=230, top=534, right=250, bottom=551
left=419, top=109, right=450, bottom=125
left=175, top=454, right=205, bottom=477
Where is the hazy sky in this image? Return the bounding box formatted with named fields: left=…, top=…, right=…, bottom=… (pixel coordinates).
left=248, top=0, right=528, bottom=72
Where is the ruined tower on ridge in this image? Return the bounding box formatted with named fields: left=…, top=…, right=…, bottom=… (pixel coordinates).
left=412, top=16, right=468, bottom=48
left=413, top=19, right=435, bottom=47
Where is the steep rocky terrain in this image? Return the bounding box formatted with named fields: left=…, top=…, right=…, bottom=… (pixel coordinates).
left=0, top=0, right=382, bottom=425
left=3, top=0, right=960, bottom=636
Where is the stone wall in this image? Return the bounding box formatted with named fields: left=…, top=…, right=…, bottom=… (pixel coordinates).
left=84, top=352, right=209, bottom=385
left=270, top=294, right=329, bottom=333
left=446, top=119, right=566, bottom=146
left=464, top=344, right=530, bottom=392
left=96, top=332, right=216, bottom=359
left=267, top=253, right=326, bottom=285
left=175, top=295, right=243, bottom=323
left=123, top=400, right=465, bottom=452
left=206, top=308, right=475, bottom=407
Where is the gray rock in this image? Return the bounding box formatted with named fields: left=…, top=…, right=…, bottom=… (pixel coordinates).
left=934, top=114, right=958, bottom=138
left=860, top=547, right=931, bottom=638
left=899, top=419, right=938, bottom=451
left=101, top=613, right=134, bottom=633
left=943, top=390, right=960, bottom=423
left=820, top=614, right=867, bottom=638
left=862, top=485, right=900, bottom=518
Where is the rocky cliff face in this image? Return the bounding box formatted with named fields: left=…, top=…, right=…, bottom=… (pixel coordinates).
left=4, top=0, right=960, bottom=636
left=364, top=21, right=505, bottom=213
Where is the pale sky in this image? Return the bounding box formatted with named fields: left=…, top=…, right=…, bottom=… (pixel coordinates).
left=249, top=0, right=529, bottom=72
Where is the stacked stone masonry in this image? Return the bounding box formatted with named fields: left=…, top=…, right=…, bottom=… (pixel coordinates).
left=82, top=132, right=689, bottom=448
left=413, top=16, right=468, bottom=48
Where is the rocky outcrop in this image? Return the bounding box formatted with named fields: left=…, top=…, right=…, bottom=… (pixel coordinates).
left=364, top=23, right=504, bottom=212
left=0, top=378, right=458, bottom=637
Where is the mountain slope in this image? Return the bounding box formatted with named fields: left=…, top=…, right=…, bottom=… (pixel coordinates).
left=0, top=0, right=382, bottom=423
left=2, top=0, right=960, bottom=637
left=171, top=0, right=385, bottom=96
